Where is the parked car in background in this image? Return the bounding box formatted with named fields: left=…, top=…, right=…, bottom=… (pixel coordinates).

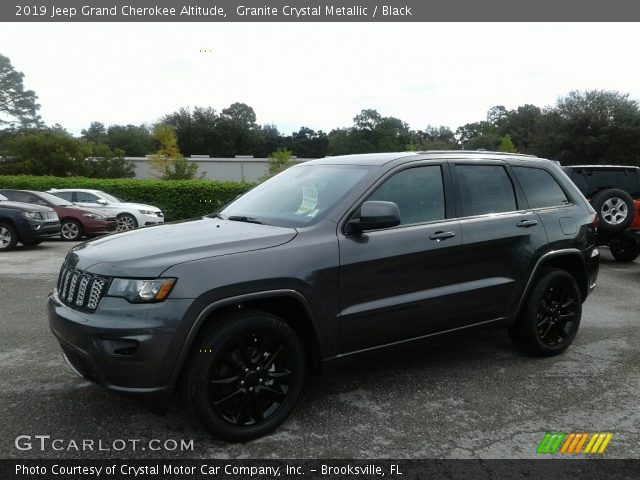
left=49, top=151, right=599, bottom=441
left=562, top=165, right=640, bottom=262
left=0, top=190, right=117, bottom=241
left=47, top=189, right=164, bottom=232
left=0, top=193, right=60, bottom=251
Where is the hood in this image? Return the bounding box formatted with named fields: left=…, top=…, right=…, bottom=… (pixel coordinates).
left=68, top=217, right=297, bottom=277
left=0, top=201, right=54, bottom=212
left=113, top=202, right=160, bottom=212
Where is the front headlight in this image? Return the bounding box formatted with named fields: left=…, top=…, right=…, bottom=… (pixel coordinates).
left=83, top=213, right=105, bottom=220
left=22, top=211, right=39, bottom=219
left=107, top=278, right=176, bottom=303
left=139, top=210, right=155, bottom=215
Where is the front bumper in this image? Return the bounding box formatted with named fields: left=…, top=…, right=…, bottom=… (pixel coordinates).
left=84, top=220, right=118, bottom=236
left=19, top=220, right=61, bottom=240
left=47, top=289, right=193, bottom=404
left=139, top=213, right=164, bottom=227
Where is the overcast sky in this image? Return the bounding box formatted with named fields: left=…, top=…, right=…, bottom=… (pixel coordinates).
left=1, top=23, right=640, bottom=135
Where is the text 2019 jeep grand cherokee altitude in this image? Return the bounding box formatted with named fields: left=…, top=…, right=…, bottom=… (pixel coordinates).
left=48, top=151, right=599, bottom=441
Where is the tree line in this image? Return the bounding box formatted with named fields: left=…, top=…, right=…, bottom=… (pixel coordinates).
left=2, top=52, right=640, bottom=180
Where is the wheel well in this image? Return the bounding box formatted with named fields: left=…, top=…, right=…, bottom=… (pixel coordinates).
left=538, top=254, right=588, bottom=301
left=195, top=296, right=322, bottom=370
left=0, top=217, right=16, bottom=228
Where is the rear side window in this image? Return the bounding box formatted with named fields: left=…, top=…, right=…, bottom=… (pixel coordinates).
left=368, top=165, right=445, bottom=225
left=586, top=169, right=640, bottom=198
left=455, top=165, right=517, bottom=216
left=512, top=167, right=570, bottom=209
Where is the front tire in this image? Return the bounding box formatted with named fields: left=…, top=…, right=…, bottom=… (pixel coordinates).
left=117, top=213, right=138, bottom=232
left=0, top=223, right=18, bottom=251
left=61, top=219, right=83, bottom=241
left=509, top=269, right=582, bottom=356
left=182, top=310, right=305, bottom=442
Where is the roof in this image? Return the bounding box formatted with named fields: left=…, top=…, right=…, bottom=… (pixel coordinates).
left=563, top=165, right=639, bottom=170
left=305, top=150, right=539, bottom=167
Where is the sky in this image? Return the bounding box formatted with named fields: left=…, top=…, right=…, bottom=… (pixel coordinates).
left=2, top=23, right=640, bottom=136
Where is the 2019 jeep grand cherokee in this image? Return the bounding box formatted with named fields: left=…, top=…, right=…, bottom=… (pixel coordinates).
left=48, top=151, right=599, bottom=441
left=562, top=165, right=640, bottom=262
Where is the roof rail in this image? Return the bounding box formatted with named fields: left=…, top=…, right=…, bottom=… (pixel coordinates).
left=417, top=150, right=538, bottom=158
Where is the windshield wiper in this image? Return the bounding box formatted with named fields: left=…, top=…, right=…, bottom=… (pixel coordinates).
left=227, top=215, right=268, bottom=225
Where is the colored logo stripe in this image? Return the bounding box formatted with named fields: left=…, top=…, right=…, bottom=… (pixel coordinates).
left=538, top=433, right=613, bottom=454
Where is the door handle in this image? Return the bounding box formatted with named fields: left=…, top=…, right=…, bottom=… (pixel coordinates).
left=429, top=231, right=456, bottom=241
left=517, top=219, right=538, bottom=228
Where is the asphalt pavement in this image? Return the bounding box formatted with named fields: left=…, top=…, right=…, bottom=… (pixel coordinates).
left=0, top=240, right=638, bottom=459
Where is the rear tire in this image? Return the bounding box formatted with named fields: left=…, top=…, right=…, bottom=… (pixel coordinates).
left=0, top=223, right=18, bottom=251
left=509, top=269, right=582, bottom=357
left=610, top=240, right=640, bottom=263
left=182, top=309, right=305, bottom=442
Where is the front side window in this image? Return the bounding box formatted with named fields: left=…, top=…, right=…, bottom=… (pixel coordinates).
left=512, top=166, right=569, bottom=209
left=367, top=166, right=445, bottom=226
left=455, top=165, right=517, bottom=216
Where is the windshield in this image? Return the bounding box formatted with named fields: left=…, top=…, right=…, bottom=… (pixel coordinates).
left=99, top=192, right=122, bottom=203
left=37, top=191, right=73, bottom=206
left=221, top=164, right=371, bottom=228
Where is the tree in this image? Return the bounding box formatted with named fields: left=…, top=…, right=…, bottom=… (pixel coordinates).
left=106, top=124, right=155, bottom=156
left=85, top=143, right=135, bottom=178
left=0, top=127, right=91, bottom=176
left=498, top=135, right=517, bottom=153
left=148, top=124, right=198, bottom=180
left=0, top=53, right=41, bottom=128
left=262, top=149, right=295, bottom=180
left=81, top=121, right=108, bottom=144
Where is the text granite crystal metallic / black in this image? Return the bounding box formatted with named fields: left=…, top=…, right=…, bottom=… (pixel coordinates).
left=48, top=151, right=600, bottom=442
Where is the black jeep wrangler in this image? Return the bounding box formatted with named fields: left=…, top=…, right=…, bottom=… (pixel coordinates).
left=49, top=151, right=599, bottom=441
left=562, top=165, right=640, bottom=262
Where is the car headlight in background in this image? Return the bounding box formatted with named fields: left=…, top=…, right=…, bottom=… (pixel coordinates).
left=139, top=210, right=155, bottom=215
left=107, top=278, right=176, bottom=303
left=83, top=213, right=105, bottom=220
left=22, top=211, right=39, bottom=219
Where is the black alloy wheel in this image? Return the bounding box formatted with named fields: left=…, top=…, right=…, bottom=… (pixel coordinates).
left=183, top=310, right=305, bottom=442
left=535, top=278, right=579, bottom=347
left=208, top=331, right=293, bottom=427
left=509, top=269, right=582, bottom=356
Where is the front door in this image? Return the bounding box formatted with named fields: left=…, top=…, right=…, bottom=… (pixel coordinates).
left=338, top=164, right=466, bottom=352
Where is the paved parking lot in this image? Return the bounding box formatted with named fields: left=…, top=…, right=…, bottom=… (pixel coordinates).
left=0, top=240, right=638, bottom=459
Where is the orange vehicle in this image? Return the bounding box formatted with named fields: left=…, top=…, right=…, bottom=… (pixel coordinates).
left=563, top=165, right=640, bottom=262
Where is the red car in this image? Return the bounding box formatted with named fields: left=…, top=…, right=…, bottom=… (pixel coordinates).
left=0, top=190, right=117, bottom=241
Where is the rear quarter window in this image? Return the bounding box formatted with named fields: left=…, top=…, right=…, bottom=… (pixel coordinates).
left=512, top=166, right=570, bottom=209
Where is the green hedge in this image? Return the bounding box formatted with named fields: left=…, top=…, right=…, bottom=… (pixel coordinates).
left=0, top=175, right=254, bottom=222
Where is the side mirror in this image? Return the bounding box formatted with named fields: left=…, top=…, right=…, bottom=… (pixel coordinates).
left=347, top=201, right=401, bottom=234
left=96, top=198, right=108, bottom=205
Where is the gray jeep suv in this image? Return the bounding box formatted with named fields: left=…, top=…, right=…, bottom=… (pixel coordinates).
left=48, top=151, right=599, bottom=441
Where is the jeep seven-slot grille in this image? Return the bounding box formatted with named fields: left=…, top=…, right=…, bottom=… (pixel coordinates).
left=57, top=264, right=109, bottom=312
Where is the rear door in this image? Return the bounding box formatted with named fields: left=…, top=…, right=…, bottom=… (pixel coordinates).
left=451, top=161, right=548, bottom=322
left=338, top=162, right=467, bottom=352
